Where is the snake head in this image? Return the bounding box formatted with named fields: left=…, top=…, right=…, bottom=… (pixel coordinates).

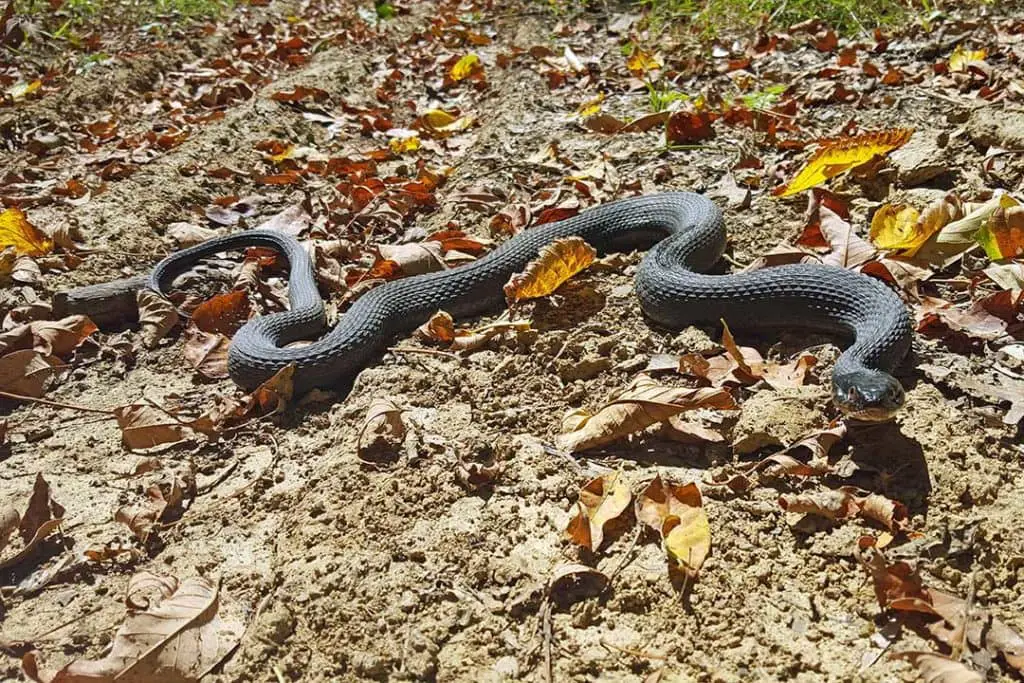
left=833, top=369, right=905, bottom=422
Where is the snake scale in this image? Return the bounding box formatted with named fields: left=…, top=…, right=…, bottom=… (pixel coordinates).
left=149, top=192, right=913, bottom=420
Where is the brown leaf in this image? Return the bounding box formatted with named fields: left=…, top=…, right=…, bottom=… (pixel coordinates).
left=0, top=505, right=18, bottom=554
left=0, top=316, right=98, bottom=359
left=779, top=488, right=859, bottom=520
left=565, top=472, right=632, bottom=552
left=888, top=652, right=983, bottom=683
left=377, top=241, right=448, bottom=276
left=182, top=327, right=231, bottom=380
left=356, top=398, right=406, bottom=458
left=19, top=474, right=65, bottom=545
left=556, top=376, right=736, bottom=452
left=504, top=237, right=596, bottom=303
left=665, top=109, right=716, bottom=145
left=23, top=573, right=243, bottom=683
left=137, top=289, right=179, bottom=349
left=190, top=290, right=251, bottom=337
left=415, top=310, right=456, bottom=344
left=635, top=476, right=710, bottom=576
left=926, top=589, right=1024, bottom=672
left=812, top=200, right=877, bottom=268
left=0, top=350, right=62, bottom=397
left=113, top=405, right=193, bottom=451
left=857, top=546, right=929, bottom=608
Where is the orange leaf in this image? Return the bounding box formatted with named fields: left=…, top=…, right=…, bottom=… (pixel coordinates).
left=565, top=472, right=633, bottom=552
left=504, top=237, right=596, bottom=303
left=635, top=476, right=710, bottom=577
left=190, top=290, right=251, bottom=337
left=773, top=129, right=913, bottom=197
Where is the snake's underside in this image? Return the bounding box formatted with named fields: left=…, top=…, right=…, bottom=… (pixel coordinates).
left=149, top=192, right=913, bottom=419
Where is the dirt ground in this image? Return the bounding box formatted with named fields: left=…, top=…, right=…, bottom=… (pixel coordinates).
left=1, top=0, right=1023, bottom=681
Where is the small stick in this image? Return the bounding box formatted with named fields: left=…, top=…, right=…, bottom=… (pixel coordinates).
left=542, top=599, right=553, bottom=683
left=387, top=346, right=463, bottom=362
left=599, top=638, right=667, bottom=660
left=0, top=390, right=114, bottom=415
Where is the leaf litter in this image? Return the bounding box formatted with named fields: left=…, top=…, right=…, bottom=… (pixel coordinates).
left=2, top=0, right=1024, bottom=680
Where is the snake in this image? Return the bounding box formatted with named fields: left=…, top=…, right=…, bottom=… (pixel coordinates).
left=149, top=192, right=913, bottom=421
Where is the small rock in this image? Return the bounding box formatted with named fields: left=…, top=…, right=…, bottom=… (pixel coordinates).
left=996, top=344, right=1024, bottom=372
left=967, top=107, right=1024, bottom=149
left=670, top=327, right=718, bottom=354
left=890, top=130, right=947, bottom=187
left=732, top=386, right=829, bottom=454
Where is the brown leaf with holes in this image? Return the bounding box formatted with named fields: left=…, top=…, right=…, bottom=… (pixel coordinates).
left=190, top=290, right=251, bottom=337
left=557, top=375, right=736, bottom=452
left=504, top=237, right=596, bottom=303
left=22, top=573, right=243, bottom=683
left=137, top=289, right=179, bottom=349
left=635, top=476, right=710, bottom=577
left=565, top=472, right=632, bottom=552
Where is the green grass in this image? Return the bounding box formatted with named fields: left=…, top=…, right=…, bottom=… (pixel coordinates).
left=640, top=0, right=918, bottom=35
left=18, top=0, right=234, bottom=37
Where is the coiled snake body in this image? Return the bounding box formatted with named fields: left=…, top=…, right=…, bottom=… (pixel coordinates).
left=149, top=193, right=912, bottom=420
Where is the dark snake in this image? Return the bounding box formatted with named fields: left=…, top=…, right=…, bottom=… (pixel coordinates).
left=149, top=192, right=913, bottom=420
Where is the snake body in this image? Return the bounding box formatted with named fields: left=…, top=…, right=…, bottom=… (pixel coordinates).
left=149, top=192, right=912, bottom=419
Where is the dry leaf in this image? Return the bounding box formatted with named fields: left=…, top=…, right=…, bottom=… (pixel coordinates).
left=23, top=573, right=243, bottom=683
left=450, top=53, right=483, bottom=81
left=871, top=194, right=963, bottom=258
left=556, top=376, right=736, bottom=452
left=635, top=476, right=710, bottom=577
left=889, top=652, right=983, bottom=683
left=977, top=204, right=1024, bottom=260
left=548, top=563, right=609, bottom=607
left=949, top=45, right=987, bottom=72
left=182, top=327, right=231, bottom=380
left=190, top=290, right=251, bottom=337
left=0, top=207, right=54, bottom=256
left=113, top=405, right=193, bottom=451
left=780, top=486, right=907, bottom=530
left=0, top=316, right=98, bottom=359
left=357, top=398, right=406, bottom=458
left=19, top=474, right=65, bottom=545
left=773, top=129, right=913, bottom=197
left=0, top=350, right=62, bottom=397
left=625, top=47, right=662, bottom=74
left=504, top=237, right=596, bottom=303
left=0, top=505, right=18, bottom=554
left=137, top=290, right=179, bottom=349
left=565, top=472, right=632, bottom=552
left=415, top=310, right=456, bottom=344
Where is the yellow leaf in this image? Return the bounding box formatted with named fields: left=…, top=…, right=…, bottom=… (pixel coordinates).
left=565, top=471, right=633, bottom=552
left=626, top=48, right=662, bottom=74
left=576, top=92, right=604, bottom=118
left=419, top=109, right=474, bottom=136
left=636, top=477, right=710, bottom=577
left=269, top=145, right=294, bottom=163
left=949, top=45, right=987, bottom=72
left=389, top=135, right=421, bottom=153
left=773, top=129, right=913, bottom=197
left=556, top=375, right=736, bottom=452
left=0, top=207, right=53, bottom=257
left=6, top=80, right=41, bottom=100
left=504, top=237, right=596, bottom=303
left=870, top=204, right=922, bottom=250
left=450, top=53, right=482, bottom=81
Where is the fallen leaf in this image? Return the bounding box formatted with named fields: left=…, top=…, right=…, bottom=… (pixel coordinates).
left=114, top=478, right=185, bottom=543
left=504, top=237, right=596, bottom=303
left=665, top=109, right=716, bottom=145
left=773, top=129, right=913, bottom=197
left=922, top=194, right=1018, bottom=267
left=113, top=405, right=193, bottom=451
left=450, top=53, right=483, bottom=81
left=23, top=573, right=243, bottom=683
left=377, top=241, right=447, bottom=276
left=625, top=47, right=662, bottom=75
left=182, top=327, right=231, bottom=380
left=557, top=376, right=736, bottom=452
left=19, top=474, right=65, bottom=545
left=548, top=563, right=609, bottom=607
left=190, top=290, right=251, bottom=337
left=357, top=397, right=406, bottom=458
left=0, top=350, right=62, bottom=397
left=976, top=204, right=1024, bottom=260
left=780, top=486, right=907, bottom=531
left=0, top=207, right=53, bottom=256
left=889, top=652, right=983, bottom=683
left=0, top=505, right=18, bottom=553
left=635, top=476, right=710, bottom=577
left=857, top=546, right=929, bottom=608
left=137, top=290, right=179, bottom=349
left=565, top=472, right=632, bottom=552
left=949, top=45, right=987, bottom=73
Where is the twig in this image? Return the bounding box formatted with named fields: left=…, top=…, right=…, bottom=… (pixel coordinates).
left=0, top=390, right=114, bottom=415
left=542, top=598, right=553, bottom=683
left=953, top=567, right=978, bottom=661
left=599, top=638, right=667, bottom=660
left=605, top=525, right=643, bottom=588
left=388, top=346, right=463, bottom=362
